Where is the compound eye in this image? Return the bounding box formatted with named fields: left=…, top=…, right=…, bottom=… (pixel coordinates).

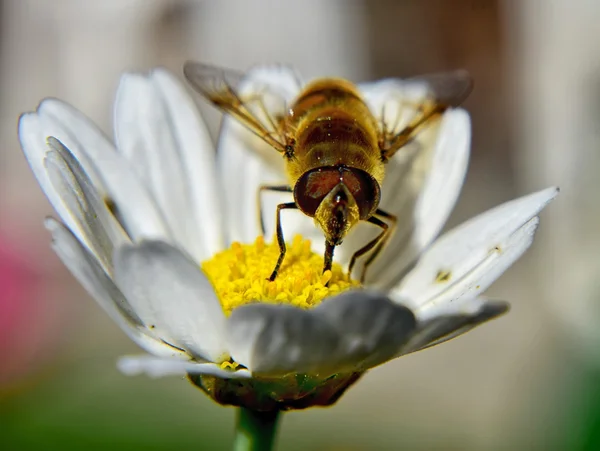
left=294, top=168, right=341, bottom=216
left=341, top=169, right=381, bottom=219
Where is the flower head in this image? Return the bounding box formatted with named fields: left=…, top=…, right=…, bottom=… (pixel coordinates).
left=18, top=66, right=557, bottom=411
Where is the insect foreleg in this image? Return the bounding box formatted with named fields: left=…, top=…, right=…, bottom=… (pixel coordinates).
left=268, top=201, right=297, bottom=281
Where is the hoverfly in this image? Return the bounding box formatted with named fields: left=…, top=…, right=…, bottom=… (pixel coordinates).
left=184, top=62, right=472, bottom=283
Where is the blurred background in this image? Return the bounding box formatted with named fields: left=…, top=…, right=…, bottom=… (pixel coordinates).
left=1, top=0, right=599, bottom=449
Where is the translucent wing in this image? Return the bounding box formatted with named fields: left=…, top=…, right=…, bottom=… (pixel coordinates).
left=184, top=61, right=297, bottom=154
left=194, top=63, right=309, bottom=245
left=410, top=70, right=473, bottom=106
left=373, top=70, right=473, bottom=160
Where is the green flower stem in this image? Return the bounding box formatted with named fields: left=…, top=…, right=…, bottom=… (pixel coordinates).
left=233, top=408, right=280, bottom=451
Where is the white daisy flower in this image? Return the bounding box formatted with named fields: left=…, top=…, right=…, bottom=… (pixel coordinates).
left=18, top=66, right=557, bottom=412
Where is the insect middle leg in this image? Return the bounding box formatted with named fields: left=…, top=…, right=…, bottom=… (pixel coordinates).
left=348, top=208, right=397, bottom=283
left=269, top=202, right=298, bottom=281
left=257, top=184, right=293, bottom=236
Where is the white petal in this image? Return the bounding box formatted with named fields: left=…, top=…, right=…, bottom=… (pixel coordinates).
left=227, top=304, right=340, bottom=376
left=45, top=218, right=185, bottom=359
left=401, top=298, right=509, bottom=355
left=313, top=290, right=417, bottom=370
left=114, top=70, right=221, bottom=261
left=342, top=77, right=471, bottom=286
left=44, top=138, right=127, bottom=272
left=117, top=355, right=251, bottom=379
left=411, top=110, right=470, bottom=245
left=113, top=241, right=228, bottom=362
left=20, top=99, right=171, bottom=242
left=215, top=65, right=314, bottom=245
left=375, top=109, right=470, bottom=287
left=392, top=187, right=559, bottom=314
left=149, top=69, right=224, bottom=259
left=19, top=112, right=87, bottom=246
left=227, top=291, right=417, bottom=376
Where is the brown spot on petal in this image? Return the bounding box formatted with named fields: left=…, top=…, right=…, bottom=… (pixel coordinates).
left=435, top=270, right=452, bottom=283
left=104, top=197, right=117, bottom=216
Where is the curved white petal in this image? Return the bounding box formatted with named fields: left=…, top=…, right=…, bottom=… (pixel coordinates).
left=411, top=110, right=470, bottom=246
left=19, top=99, right=171, bottom=242
left=313, top=290, right=417, bottom=370
left=227, top=304, right=339, bottom=376
left=19, top=112, right=89, bottom=247
left=114, top=69, right=222, bottom=261
left=44, top=138, right=127, bottom=272
left=227, top=290, right=417, bottom=376
left=150, top=69, right=224, bottom=259
left=113, top=241, right=228, bottom=362
left=400, top=298, right=509, bottom=355
left=45, top=218, right=185, bottom=359
left=343, top=77, right=471, bottom=287
left=392, top=187, right=559, bottom=315
left=118, top=355, right=251, bottom=379
left=214, top=65, right=315, bottom=246
left=373, top=109, right=470, bottom=288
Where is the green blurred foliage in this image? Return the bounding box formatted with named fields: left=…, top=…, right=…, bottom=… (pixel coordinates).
left=1, top=359, right=232, bottom=451
left=563, top=365, right=600, bottom=451
left=0, top=356, right=465, bottom=451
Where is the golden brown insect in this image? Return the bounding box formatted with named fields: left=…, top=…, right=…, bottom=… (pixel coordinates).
left=184, top=62, right=472, bottom=282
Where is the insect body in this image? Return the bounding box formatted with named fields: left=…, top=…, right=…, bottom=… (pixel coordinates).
left=184, top=62, right=472, bottom=282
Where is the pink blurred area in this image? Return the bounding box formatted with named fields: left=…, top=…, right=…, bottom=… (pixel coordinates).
left=0, top=226, right=66, bottom=390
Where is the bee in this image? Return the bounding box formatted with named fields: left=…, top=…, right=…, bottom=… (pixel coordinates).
left=184, top=62, right=472, bottom=283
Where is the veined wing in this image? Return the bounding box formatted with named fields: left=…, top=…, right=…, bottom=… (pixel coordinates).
left=370, top=70, right=472, bottom=160
left=187, top=62, right=310, bottom=245
left=184, top=61, right=301, bottom=154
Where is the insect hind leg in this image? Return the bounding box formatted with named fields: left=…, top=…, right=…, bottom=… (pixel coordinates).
left=348, top=209, right=397, bottom=283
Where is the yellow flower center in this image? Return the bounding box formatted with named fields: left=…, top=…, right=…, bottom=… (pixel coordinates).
left=201, top=235, right=359, bottom=315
